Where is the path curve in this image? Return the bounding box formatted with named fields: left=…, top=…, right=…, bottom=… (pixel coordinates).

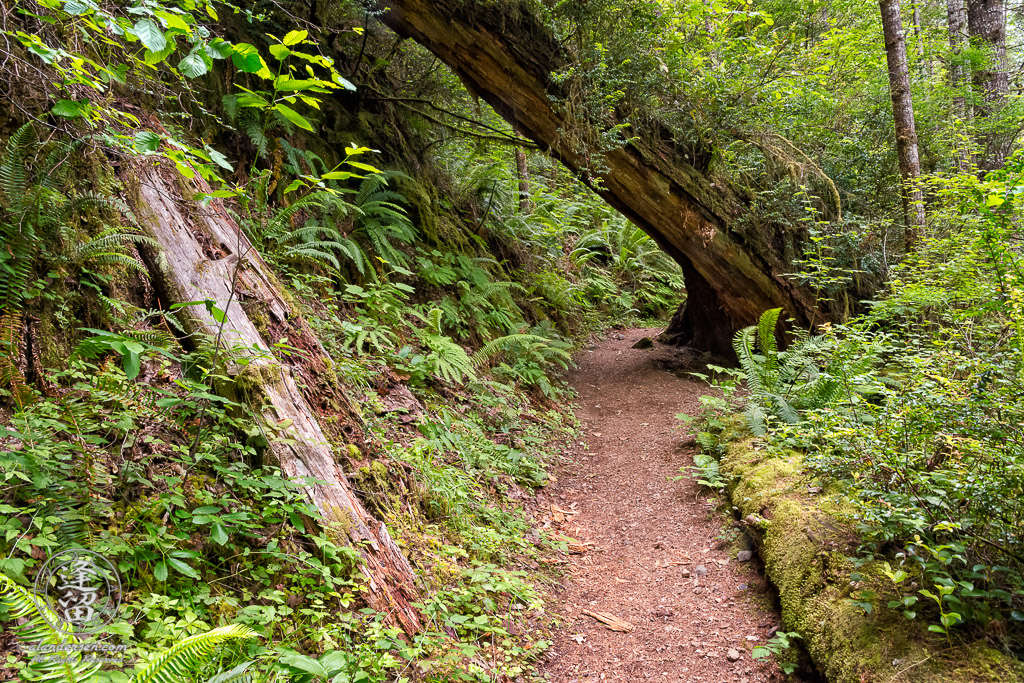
left=542, top=329, right=786, bottom=682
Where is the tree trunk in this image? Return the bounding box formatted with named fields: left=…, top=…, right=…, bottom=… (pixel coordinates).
left=514, top=132, right=532, bottom=214
left=516, top=148, right=532, bottom=211
left=948, top=0, right=972, bottom=169
left=129, top=161, right=422, bottom=635
left=374, top=0, right=831, bottom=356
left=880, top=0, right=926, bottom=247
left=968, top=0, right=1011, bottom=170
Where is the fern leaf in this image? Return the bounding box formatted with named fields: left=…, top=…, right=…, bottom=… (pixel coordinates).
left=133, top=624, right=256, bottom=683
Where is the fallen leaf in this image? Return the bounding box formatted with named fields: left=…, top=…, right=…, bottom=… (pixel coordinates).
left=582, top=609, right=634, bottom=632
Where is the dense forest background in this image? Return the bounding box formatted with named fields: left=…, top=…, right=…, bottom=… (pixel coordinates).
left=0, top=0, right=1022, bottom=681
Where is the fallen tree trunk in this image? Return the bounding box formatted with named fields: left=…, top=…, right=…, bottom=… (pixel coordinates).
left=373, top=0, right=837, bottom=355
left=128, top=161, right=422, bottom=635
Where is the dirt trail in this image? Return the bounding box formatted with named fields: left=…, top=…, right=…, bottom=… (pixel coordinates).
left=541, top=329, right=785, bottom=682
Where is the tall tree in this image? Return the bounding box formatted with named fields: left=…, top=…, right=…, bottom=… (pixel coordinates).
left=879, top=0, right=926, bottom=246
left=968, top=0, right=1011, bottom=170
left=948, top=0, right=971, bottom=169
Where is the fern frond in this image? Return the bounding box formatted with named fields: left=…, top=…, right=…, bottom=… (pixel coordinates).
left=0, top=124, right=36, bottom=212
left=0, top=573, right=101, bottom=682
left=472, top=334, right=550, bottom=369
left=133, top=624, right=256, bottom=683
left=756, top=308, right=782, bottom=390
left=205, top=661, right=255, bottom=683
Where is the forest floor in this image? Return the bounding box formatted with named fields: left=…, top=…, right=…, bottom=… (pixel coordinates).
left=539, top=328, right=790, bottom=682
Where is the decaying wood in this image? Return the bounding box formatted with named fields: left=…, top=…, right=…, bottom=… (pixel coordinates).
left=129, top=161, right=422, bottom=635
left=374, top=0, right=842, bottom=355
left=581, top=609, right=634, bottom=632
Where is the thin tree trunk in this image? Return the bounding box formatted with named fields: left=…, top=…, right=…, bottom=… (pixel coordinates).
left=968, top=0, right=1011, bottom=170
left=948, top=0, right=972, bottom=170
left=129, top=161, right=423, bottom=635
left=911, top=2, right=932, bottom=77
left=514, top=126, right=532, bottom=213
left=880, top=0, right=926, bottom=247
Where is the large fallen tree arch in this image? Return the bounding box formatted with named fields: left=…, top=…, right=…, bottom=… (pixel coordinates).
left=373, top=0, right=839, bottom=355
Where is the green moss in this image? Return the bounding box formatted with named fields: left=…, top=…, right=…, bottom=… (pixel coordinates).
left=718, top=428, right=1024, bottom=682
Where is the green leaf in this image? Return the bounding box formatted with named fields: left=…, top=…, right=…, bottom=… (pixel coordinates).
left=144, top=40, right=176, bottom=66
left=282, top=30, right=308, bottom=46
left=333, top=74, right=357, bottom=90
left=206, top=38, right=233, bottom=60
left=347, top=161, right=381, bottom=173
left=123, top=351, right=141, bottom=380
left=133, top=19, right=168, bottom=53
left=269, top=44, right=291, bottom=61
left=178, top=47, right=210, bottom=78
left=274, top=103, right=314, bottom=131
left=155, top=10, right=190, bottom=33
left=50, top=99, right=87, bottom=118
left=204, top=300, right=227, bottom=323
left=275, top=78, right=323, bottom=92
left=167, top=556, right=200, bottom=579
left=154, top=561, right=168, bottom=582
left=210, top=523, right=229, bottom=546
left=205, top=146, right=232, bottom=170
left=230, top=43, right=263, bottom=73
left=64, top=0, right=91, bottom=15
left=235, top=92, right=269, bottom=107
left=134, top=130, right=161, bottom=153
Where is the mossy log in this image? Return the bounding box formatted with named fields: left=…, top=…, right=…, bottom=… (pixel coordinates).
left=129, top=161, right=422, bottom=635
left=719, top=428, right=1024, bottom=682
left=374, top=0, right=837, bottom=356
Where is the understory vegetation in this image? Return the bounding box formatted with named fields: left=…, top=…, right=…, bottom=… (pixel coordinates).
left=0, top=1, right=684, bottom=681
left=689, top=163, right=1024, bottom=666
left=3, top=0, right=1024, bottom=680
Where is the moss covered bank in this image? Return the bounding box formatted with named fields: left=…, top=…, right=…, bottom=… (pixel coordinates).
left=717, top=425, right=1024, bottom=682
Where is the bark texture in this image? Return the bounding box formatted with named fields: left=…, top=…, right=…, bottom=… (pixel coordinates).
left=130, top=161, right=422, bottom=635
left=968, top=0, right=1011, bottom=170
left=879, top=0, right=926, bottom=245
left=375, top=0, right=831, bottom=356
left=948, top=0, right=971, bottom=169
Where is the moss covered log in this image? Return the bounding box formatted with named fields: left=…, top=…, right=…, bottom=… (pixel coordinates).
left=719, top=430, right=1024, bottom=682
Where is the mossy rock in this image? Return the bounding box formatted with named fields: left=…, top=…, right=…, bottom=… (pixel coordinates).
left=719, top=426, right=1024, bottom=682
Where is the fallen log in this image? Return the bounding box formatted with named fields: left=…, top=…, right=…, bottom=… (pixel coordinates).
left=371, top=0, right=862, bottom=355
left=128, top=161, right=422, bottom=635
